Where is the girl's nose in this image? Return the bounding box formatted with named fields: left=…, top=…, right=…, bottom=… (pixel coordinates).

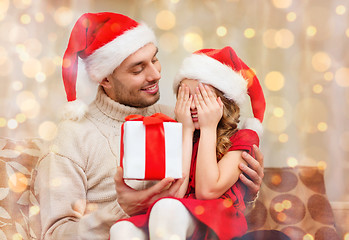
left=190, top=97, right=196, bottom=109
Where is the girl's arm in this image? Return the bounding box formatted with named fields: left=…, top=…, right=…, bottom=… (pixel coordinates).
left=174, top=84, right=195, bottom=198
left=194, top=83, right=245, bottom=200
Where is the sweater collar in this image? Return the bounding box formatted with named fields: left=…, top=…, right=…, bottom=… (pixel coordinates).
left=92, top=86, right=153, bottom=121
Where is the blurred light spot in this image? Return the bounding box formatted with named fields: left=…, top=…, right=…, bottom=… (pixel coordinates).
left=274, top=202, right=283, bottom=212
left=9, top=24, right=29, bottom=43
left=273, top=107, right=284, bottom=117
left=335, top=67, right=349, bottom=87
left=12, top=81, right=23, bottom=91
left=22, top=58, right=42, bottom=78
left=50, top=178, right=62, bottom=187
left=271, top=174, right=282, bottom=185
left=346, top=29, right=349, bottom=38
left=287, top=157, right=298, bottom=167
left=0, top=0, right=9, bottom=16
left=29, top=205, right=40, bottom=216
left=49, top=144, right=59, bottom=153
left=279, top=133, right=288, bottom=143
left=216, top=26, right=227, bottom=37
left=16, top=113, right=26, bottom=123
left=35, top=12, right=44, bottom=22
left=86, top=202, right=98, bottom=213
left=41, top=57, right=57, bottom=77
left=17, top=92, right=40, bottom=119
left=183, top=32, right=203, bottom=52
left=54, top=7, right=73, bottom=26
left=8, top=172, right=27, bottom=193
left=317, top=161, right=327, bottom=170
left=38, top=121, right=58, bottom=141
left=312, top=84, right=323, bottom=94
left=7, top=119, right=18, bottom=129
left=344, top=232, right=349, bottom=240
left=294, top=98, right=327, bottom=134
left=303, top=233, right=314, bottom=240
left=0, top=118, right=6, bottom=127
left=339, top=131, right=349, bottom=152
left=275, top=29, right=294, bottom=48
left=336, top=5, right=346, bottom=15
left=20, top=14, right=31, bottom=24
left=223, top=198, right=233, bottom=208
left=265, top=71, right=285, bottom=91
left=35, top=72, right=46, bottom=82
left=159, top=32, right=179, bottom=53
left=266, top=116, right=287, bottom=133
left=244, top=28, right=255, bottom=38
left=286, top=12, right=296, bottom=22
left=312, top=52, right=331, bottom=72
left=277, top=212, right=287, bottom=222
left=324, top=71, right=333, bottom=81
left=156, top=10, right=176, bottom=30
left=25, top=38, right=42, bottom=57
left=12, top=233, right=23, bottom=240
left=171, top=0, right=180, bottom=3
left=306, top=26, right=317, bottom=37
left=282, top=200, right=292, bottom=209
left=0, top=46, right=8, bottom=64
left=272, top=0, right=292, bottom=8
left=317, top=122, right=327, bottom=132
left=194, top=205, right=205, bottom=215
left=263, top=29, right=278, bottom=48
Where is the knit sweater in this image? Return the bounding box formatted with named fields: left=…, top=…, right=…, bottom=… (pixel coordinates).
left=35, top=86, right=174, bottom=240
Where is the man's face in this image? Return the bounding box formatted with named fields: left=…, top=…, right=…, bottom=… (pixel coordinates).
left=103, top=43, right=161, bottom=108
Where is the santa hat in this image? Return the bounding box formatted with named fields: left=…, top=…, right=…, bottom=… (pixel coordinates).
left=173, top=46, right=266, bottom=136
left=62, top=12, right=157, bottom=120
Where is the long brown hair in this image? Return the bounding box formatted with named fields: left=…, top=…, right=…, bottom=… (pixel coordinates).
left=214, top=88, right=240, bottom=161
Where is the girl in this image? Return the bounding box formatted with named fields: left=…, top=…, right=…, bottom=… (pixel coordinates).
left=110, top=46, right=266, bottom=240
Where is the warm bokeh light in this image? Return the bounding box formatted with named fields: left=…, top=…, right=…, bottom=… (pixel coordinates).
left=194, top=205, right=205, bottom=215
left=317, top=161, right=327, bottom=170
left=271, top=174, right=282, bottom=185
left=38, top=121, right=58, bottom=141
left=244, top=28, right=255, bottom=38
left=286, top=12, right=296, bottom=22
left=344, top=232, right=349, bottom=240
left=335, top=68, right=349, bottom=87
left=336, top=5, right=346, bottom=15
left=265, top=71, right=285, bottom=91
left=306, top=26, right=317, bottom=37
left=312, top=52, right=331, bottom=72
left=346, top=28, right=349, bottom=38
left=35, top=72, right=46, bottom=82
left=30, top=205, right=40, bottom=216
left=216, top=26, right=227, bottom=37
left=279, top=133, right=288, bottom=143
left=22, top=58, right=42, bottom=78
left=324, top=71, right=333, bottom=81
left=159, top=32, right=179, bottom=53
left=183, top=32, right=203, bottom=52
left=263, top=29, right=278, bottom=49
left=35, top=12, right=44, bottom=22
left=287, top=157, right=298, bottom=167
left=303, top=233, right=314, bottom=240
left=8, top=172, right=28, bottom=193
left=7, top=119, right=18, bottom=129
left=12, top=81, right=23, bottom=91
left=0, top=0, right=9, bottom=16
left=312, top=84, right=323, bottom=94
left=275, top=29, right=294, bottom=48
left=273, top=107, right=284, bottom=117
left=317, top=122, right=327, bottom=132
left=0, top=118, right=6, bottom=127
left=266, top=116, right=287, bottom=133
left=272, top=0, right=292, bottom=9
left=156, top=10, right=176, bottom=30
left=54, top=7, right=73, bottom=26
left=20, top=14, right=31, bottom=24
left=12, top=233, right=24, bottom=240
left=16, top=113, right=26, bottom=123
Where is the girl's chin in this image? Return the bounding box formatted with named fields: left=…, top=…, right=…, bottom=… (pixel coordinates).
left=194, top=122, right=200, bottom=130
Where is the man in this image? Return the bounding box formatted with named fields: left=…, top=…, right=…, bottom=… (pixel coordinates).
left=35, top=12, right=264, bottom=239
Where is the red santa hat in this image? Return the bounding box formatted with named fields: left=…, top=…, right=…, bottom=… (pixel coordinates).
left=173, top=46, right=266, bottom=135
left=62, top=12, right=157, bottom=120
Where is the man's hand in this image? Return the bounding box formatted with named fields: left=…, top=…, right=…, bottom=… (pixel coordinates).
left=114, top=167, right=184, bottom=216
left=239, top=145, right=264, bottom=201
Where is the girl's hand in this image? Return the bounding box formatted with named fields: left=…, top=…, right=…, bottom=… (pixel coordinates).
left=194, top=83, right=223, bottom=130
left=174, top=84, right=195, bottom=132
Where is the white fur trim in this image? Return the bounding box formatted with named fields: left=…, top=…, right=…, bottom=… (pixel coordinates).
left=84, top=23, right=157, bottom=82
left=61, top=99, right=88, bottom=121
left=173, top=54, right=248, bottom=106
left=242, top=118, right=263, bottom=137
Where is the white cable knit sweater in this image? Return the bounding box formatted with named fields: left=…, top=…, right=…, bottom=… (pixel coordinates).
left=35, top=87, right=174, bottom=240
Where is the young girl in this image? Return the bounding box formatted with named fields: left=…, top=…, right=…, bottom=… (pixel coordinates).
left=110, top=46, right=266, bottom=240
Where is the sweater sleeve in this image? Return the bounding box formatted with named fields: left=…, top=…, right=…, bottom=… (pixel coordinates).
left=35, top=152, right=129, bottom=240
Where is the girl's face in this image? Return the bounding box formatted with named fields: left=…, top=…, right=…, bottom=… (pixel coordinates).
left=180, top=78, right=217, bottom=130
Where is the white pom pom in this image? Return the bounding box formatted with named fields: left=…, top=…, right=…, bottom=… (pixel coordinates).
left=242, top=118, right=263, bottom=137
left=61, top=99, right=88, bottom=121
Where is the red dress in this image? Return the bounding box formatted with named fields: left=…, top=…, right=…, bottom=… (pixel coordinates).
left=120, top=129, right=259, bottom=240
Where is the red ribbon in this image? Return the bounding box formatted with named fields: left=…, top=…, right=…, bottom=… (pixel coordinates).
left=120, top=113, right=176, bottom=179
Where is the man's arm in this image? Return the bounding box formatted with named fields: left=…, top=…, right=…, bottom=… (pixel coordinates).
left=239, top=145, right=264, bottom=203
left=114, top=167, right=183, bottom=216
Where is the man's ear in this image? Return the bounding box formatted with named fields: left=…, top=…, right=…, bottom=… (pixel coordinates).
left=100, top=77, right=112, bottom=89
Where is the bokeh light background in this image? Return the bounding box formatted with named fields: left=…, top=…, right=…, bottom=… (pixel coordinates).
left=0, top=0, right=348, bottom=202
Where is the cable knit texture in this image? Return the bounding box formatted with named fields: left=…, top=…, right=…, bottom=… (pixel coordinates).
left=34, top=86, right=174, bottom=240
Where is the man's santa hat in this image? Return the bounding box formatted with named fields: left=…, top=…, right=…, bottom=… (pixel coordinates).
left=62, top=12, right=157, bottom=120
left=173, top=46, right=266, bottom=135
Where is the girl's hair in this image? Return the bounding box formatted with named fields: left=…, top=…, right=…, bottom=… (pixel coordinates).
left=213, top=88, right=240, bottom=161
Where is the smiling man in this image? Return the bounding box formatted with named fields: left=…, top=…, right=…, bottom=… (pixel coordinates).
left=35, top=12, right=265, bottom=240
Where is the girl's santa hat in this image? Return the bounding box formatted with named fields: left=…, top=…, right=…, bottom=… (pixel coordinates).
left=173, top=46, right=266, bottom=136
left=62, top=12, right=157, bottom=120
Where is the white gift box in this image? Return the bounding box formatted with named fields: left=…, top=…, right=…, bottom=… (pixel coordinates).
left=120, top=114, right=182, bottom=180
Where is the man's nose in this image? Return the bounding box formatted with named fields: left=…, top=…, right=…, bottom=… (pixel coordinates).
left=146, top=64, right=161, bottom=82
